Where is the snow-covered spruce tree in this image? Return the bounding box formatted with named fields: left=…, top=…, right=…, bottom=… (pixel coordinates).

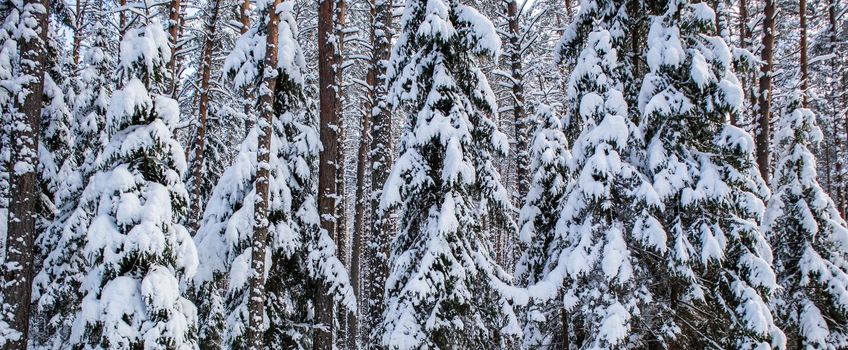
left=765, top=93, right=848, bottom=349
left=57, top=20, right=199, bottom=349
left=519, top=2, right=667, bottom=346
left=378, top=0, right=521, bottom=347
left=30, top=7, right=116, bottom=348
left=638, top=1, right=784, bottom=348
left=191, top=1, right=354, bottom=348
left=513, top=104, right=572, bottom=348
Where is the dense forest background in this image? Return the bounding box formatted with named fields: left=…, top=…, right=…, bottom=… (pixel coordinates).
left=1, top=0, right=848, bottom=348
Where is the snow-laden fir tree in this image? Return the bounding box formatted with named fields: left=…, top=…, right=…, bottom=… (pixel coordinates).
left=638, top=1, right=785, bottom=348
left=378, top=0, right=522, bottom=347
left=37, top=20, right=199, bottom=349
left=191, top=1, right=354, bottom=348
left=513, top=104, right=572, bottom=348
left=518, top=2, right=667, bottom=346
left=30, top=7, right=116, bottom=348
left=765, top=92, right=848, bottom=349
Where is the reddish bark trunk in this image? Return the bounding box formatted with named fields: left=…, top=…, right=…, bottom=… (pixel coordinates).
left=364, top=0, right=393, bottom=344
left=167, top=0, right=183, bottom=95
left=315, top=0, right=340, bottom=345
left=247, top=0, right=282, bottom=348
left=189, top=0, right=222, bottom=232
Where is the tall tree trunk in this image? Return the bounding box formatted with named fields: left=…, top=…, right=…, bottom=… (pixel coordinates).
left=3, top=0, right=48, bottom=349
left=189, top=0, right=222, bottom=232
left=831, top=0, right=848, bottom=216
left=240, top=0, right=254, bottom=135
left=71, top=0, right=88, bottom=67
left=733, top=0, right=750, bottom=126
left=333, top=0, right=351, bottom=345
left=247, top=0, right=282, bottom=347
left=364, top=0, right=393, bottom=344
left=350, top=0, right=372, bottom=345
left=118, top=0, right=126, bottom=37
left=507, top=0, right=527, bottom=216
left=756, top=0, right=775, bottom=182
left=167, top=0, right=182, bottom=95
left=800, top=0, right=808, bottom=107
left=316, top=0, right=340, bottom=345
left=350, top=82, right=369, bottom=350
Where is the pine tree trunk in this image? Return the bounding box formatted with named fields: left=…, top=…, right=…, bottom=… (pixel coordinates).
left=71, top=0, right=87, bottom=67
left=333, top=0, right=350, bottom=345
left=247, top=0, right=282, bottom=347
left=240, top=0, right=254, bottom=135
left=189, top=0, right=222, bottom=232
left=2, top=0, right=48, bottom=348
left=364, top=0, right=392, bottom=344
left=167, top=0, right=182, bottom=95
left=733, top=0, right=750, bottom=127
left=756, top=0, right=775, bottom=182
left=800, top=0, right=808, bottom=107
left=350, top=0, right=372, bottom=342
left=831, top=0, right=848, bottom=216
left=350, top=98, right=368, bottom=350
left=316, top=0, right=340, bottom=345
left=335, top=0, right=348, bottom=250
left=507, top=0, right=527, bottom=216
left=118, top=0, right=126, bottom=37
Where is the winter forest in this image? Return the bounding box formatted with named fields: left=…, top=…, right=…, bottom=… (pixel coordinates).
left=2, top=0, right=848, bottom=347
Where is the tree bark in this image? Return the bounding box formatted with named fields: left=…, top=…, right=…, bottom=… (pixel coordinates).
left=240, top=0, right=255, bottom=135
left=316, top=0, right=340, bottom=345
left=247, top=0, right=282, bottom=347
left=3, top=0, right=48, bottom=349
left=732, top=0, right=750, bottom=127
left=349, top=1, right=371, bottom=346
left=800, top=0, right=808, bottom=107
left=756, top=0, right=775, bottom=183
left=350, top=85, right=369, bottom=350
left=118, top=0, right=126, bottom=37
left=506, top=0, right=527, bottom=218
left=71, top=0, right=88, bottom=67
left=830, top=0, right=847, bottom=216
left=189, top=0, right=222, bottom=233
left=333, top=0, right=351, bottom=345
left=364, top=0, right=393, bottom=345
left=167, top=0, right=182, bottom=95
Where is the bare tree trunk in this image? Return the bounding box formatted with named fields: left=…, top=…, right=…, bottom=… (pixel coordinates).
left=189, top=0, right=222, bottom=232
left=756, top=0, right=775, bottom=182
left=831, top=0, right=848, bottom=216
left=333, top=0, right=351, bottom=345
left=3, top=0, right=48, bottom=349
left=71, top=0, right=88, bottom=67
left=247, top=0, right=282, bottom=347
left=240, top=0, right=255, bottom=135
left=350, top=0, right=372, bottom=344
left=800, top=0, right=808, bottom=107
left=118, top=0, right=126, bottom=37
left=507, top=0, right=527, bottom=215
left=732, top=0, right=750, bottom=126
left=316, top=0, right=340, bottom=344
left=167, top=0, right=182, bottom=95
left=364, top=0, right=393, bottom=345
